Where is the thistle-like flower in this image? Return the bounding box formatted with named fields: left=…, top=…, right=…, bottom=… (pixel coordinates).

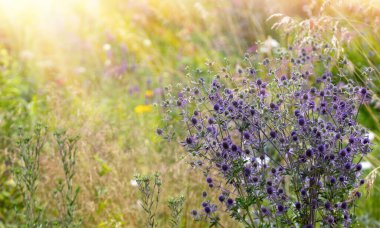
left=159, top=38, right=372, bottom=227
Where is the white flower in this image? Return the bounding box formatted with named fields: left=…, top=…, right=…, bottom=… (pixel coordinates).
left=260, top=36, right=279, bottom=53
left=130, top=179, right=138, bottom=187
left=103, top=43, right=111, bottom=51
left=361, top=161, right=373, bottom=170
left=368, top=131, right=375, bottom=141
left=143, top=39, right=151, bottom=47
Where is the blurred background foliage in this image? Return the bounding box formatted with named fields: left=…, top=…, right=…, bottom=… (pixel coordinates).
left=0, top=0, right=379, bottom=226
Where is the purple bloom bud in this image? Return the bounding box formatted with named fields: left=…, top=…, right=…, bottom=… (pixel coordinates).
left=298, top=118, right=305, bottom=126
left=261, top=206, right=270, bottom=215
left=270, top=103, right=277, bottom=110
left=266, top=186, right=274, bottom=195
left=305, top=149, right=313, bottom=157
left=186, top=137, right=193, bottom=145
left=227, top=198, right=234, bottom=206
left=339, top=175, right=346, bottom=182
left=339, top=149, right=347, bottom=157
left=327, top=216, right=334, bottom=224
left=324, top=201, right=331, bottom=210
left=244, top=167, right=251, bottom=177
left=330, top=177, right=336, bottom=184
left=214, top=104, right=220, bottom=111
left=277, top=204, right=284, bottom=213
left=250, top=108, right=256, bottom=115
left=222, top=142, right=229, bottom=149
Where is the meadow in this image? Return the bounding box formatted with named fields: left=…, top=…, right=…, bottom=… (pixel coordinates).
left=0, top=0, right=380, bottom=227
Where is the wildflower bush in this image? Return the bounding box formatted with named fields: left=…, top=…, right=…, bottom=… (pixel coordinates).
left=159, top=37, right=373, bottom=226
left=10, top=126, right=81, bottom=227
left=134, top=173, right=162, bottom=227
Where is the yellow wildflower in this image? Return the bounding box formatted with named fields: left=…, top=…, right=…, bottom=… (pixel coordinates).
left=145, top=90, right=154, bottom=97
left=134, top=104, right=152, bottom=113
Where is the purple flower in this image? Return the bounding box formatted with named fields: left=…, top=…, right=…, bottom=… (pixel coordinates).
left=270, top=130, right=277, bottom=138
left=226, top=198, right=234, bottom=207
left=298, top=118, right=305, bottom=126
left=185, top=137, right=193, bottom=145
left=277, top=204, right=284, bottom=213
left=159, top=37, right=371, bottom=227
left=295, top=202, right=301, bottom=210
left=266, top=186, right=274, bottom=195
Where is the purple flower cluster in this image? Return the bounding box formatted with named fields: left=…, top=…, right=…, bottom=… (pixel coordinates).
left=159, top=41, right=372, bottom=227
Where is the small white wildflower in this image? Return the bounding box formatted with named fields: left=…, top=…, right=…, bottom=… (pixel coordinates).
left=130, top=179, right=138, bottom=187
left=143, top=39, right=151, bottom=47
left=103, top=43, right=111, bottom=51
left=361, top=161, right=373, bottom=170
left=368, top=131, right=375, bottom=141
left=260, top=36, right=279, bottom=53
